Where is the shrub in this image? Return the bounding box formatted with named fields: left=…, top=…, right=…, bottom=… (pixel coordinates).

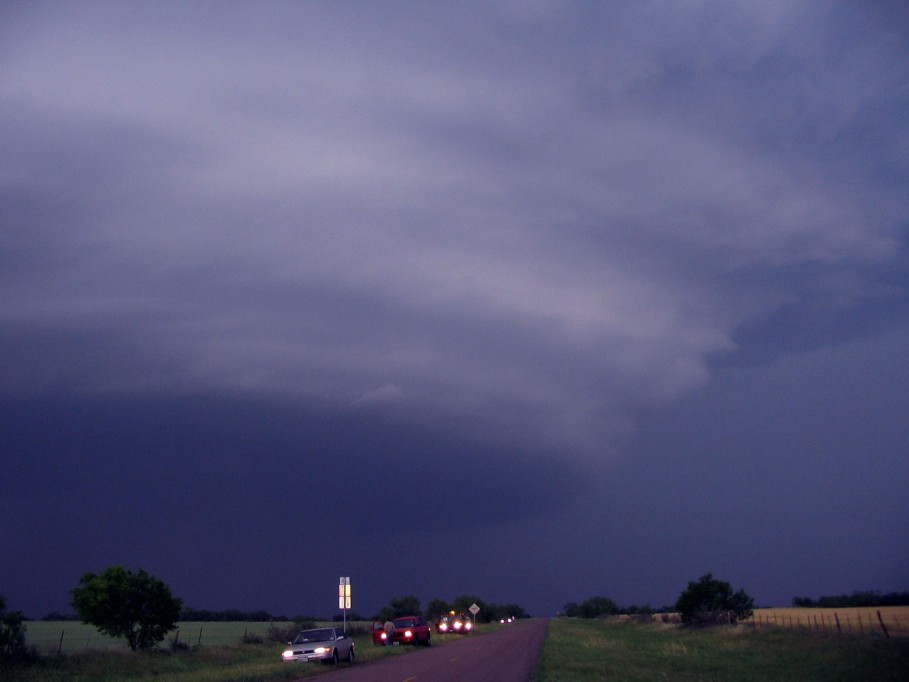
left=1, top=595, right=36, bottom=663
left=267, top=622, right=312, bottom=643
left=675, top=574, right=754, bottom=627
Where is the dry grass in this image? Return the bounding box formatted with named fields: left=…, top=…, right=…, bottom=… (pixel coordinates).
left=750, top=606, right=909, bottom=637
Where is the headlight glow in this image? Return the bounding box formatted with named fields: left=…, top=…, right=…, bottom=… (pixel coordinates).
left=314, top=646, right=329, bottom=654
left=404, top=629, right=413, bottom=637
left=282, top=650, right=293, bottom=658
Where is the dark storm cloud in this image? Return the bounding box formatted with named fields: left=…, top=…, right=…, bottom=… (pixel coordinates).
left=2, top=1, right=907, bottom=617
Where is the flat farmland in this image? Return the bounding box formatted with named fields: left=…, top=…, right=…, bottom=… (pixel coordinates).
left=536, top=618, right=909, bottom=681
left=6, top=621, right=505, bottom=682
left=751, top=606, right=909, bottom=637
left=9, top=615, right=909, bottom=681
left=23, top=620, right=301, bottom=654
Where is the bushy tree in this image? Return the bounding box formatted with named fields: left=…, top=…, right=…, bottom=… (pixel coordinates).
left=1, top=595, right=31, bottom=661
left=675, top=574, right=753, bottom=626
left=425, top=599, right=450, bottom=620
left=71, top=566, right=182, bottom=650
left=490, top=602, right=527, bottom=620
left=450, top=595, right=487, bottom=621
left=561, top=596, right=619, bottom=618
left=378, top=595, right=422, bottom=620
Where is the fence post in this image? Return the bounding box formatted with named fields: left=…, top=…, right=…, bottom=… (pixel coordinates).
left=198, top=625, right=203, bottom=647
left=58, top=630, right=64, bottom=655
left=876, top=610, right=890, bottom=638
left=834, top=612, right=841, bottom=635
left=858, top=612, right=863, bottom=634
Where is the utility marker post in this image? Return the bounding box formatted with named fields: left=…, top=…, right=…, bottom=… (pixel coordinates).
left=338, top=577, right=351, bottom=631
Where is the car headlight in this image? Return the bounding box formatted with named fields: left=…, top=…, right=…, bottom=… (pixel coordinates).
left=404, top=629, right=413, bottom=637
left=314, top=646, right=329, bottom=654
left=381, top=632, right=387, bottom=639
left=465, top=622, right=473, bottom=630
left=282, top=650, right=293, bottom=659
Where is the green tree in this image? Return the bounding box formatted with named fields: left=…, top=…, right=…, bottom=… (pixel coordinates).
left=71, top=565, right=182, bottom=650
left=425, top=598, right=450, bottom=620
left=580, top=596, right=619, bottom=618
left=562, top=601, right=580, bottom=617
left=1, top=595, right=30, bottom=661
left=675, top=573, right=754, bottom=626
left=378, top=595, right=422, bottom=620
left=561, top=596, right=618, bottom=618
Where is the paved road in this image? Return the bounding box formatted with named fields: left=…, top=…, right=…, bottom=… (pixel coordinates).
left=296, top=618, right=548, bottom=682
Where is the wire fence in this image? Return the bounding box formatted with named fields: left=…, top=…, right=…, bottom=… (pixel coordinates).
left=23, top=621, right=297, bottom=655
left=750, top=607, right=909, bottom=638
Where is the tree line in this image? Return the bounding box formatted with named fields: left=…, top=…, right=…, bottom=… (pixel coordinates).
left=564, top=574, right=755, bottom=627
left=379, top=594, right=526, bottom=623
left=792, top=591, right=909, bottom=608
left=178, top=607, right=293, bottom=622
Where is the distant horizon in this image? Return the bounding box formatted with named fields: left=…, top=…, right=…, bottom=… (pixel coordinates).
left=13, top=584, right=909, bottom=622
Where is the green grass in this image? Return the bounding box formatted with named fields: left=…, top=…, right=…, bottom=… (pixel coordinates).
left=11, top=618, right=906, bottom=681
left=4, top=620, right=500, bottom=681
left=23, top=621, right=303, bottom=653
left=5, top=621, right=396, bottom=681
left=534, top=618, right=909, bottom=682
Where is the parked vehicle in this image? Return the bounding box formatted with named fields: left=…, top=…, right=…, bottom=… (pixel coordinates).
left=372, top=615, right=432, bottom=646
left=282, top=627, right=354, bottom=665
left=435, top=611, right=473, bottom=634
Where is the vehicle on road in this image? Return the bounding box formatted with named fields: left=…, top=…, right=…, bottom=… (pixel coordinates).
left=282, top=627, right=355, bottom=665
left=372, top=615, right=433, bottom=646
left=435, top=611, right=473, bottom=634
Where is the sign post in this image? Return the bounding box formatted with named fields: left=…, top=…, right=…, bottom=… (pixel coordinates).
left=338, top=577, right=351, bottom=631
left=469, top=602, right=480, bottom=626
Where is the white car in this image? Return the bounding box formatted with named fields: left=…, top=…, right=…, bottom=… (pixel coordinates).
left=282, top=627, right=355, bottom=665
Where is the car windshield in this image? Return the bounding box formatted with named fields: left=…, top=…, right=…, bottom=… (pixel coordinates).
left=292, top=629, right=334, bottom=644
left=394, top=618, right=416, bottom=627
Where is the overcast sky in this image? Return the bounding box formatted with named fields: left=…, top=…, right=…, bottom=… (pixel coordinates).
left=2, top=1, right=908, bottom=620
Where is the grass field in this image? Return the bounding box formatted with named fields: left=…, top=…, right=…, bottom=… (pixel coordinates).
left=6, top=616, right=909, bottom=681
left=6, top=620, right=501, bottom=681
left=535, top=618, right=909, bottom=681
left=23, top=620, right=302, bottom=654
